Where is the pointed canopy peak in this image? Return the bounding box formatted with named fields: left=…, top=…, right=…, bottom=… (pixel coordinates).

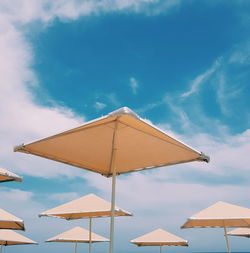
left=131, top=228, right=188, bottom=246
left=191, top=201, right=250, bottom=219
left=39, top=193, right=132, bottom=219
left=46, top=226, right=109, bottom=243
left=108, top=107, right=139, bottom=119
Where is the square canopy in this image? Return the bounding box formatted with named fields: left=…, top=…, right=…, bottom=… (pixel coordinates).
left=39, top=193, right=132, bottom=219
left=14, top=107, right=209, bottom=177
left=0, top=168, right=22, bottom=183
left=227, top=228, right=250, bottom=238
left=181, top=201, right=250, bottom=228
left=0, top=208, right=24, bottom=231
left=0, top=230, right=37, bottom=245
left=46, top=226, right=109, bottom=243
left=131, top=229, right=188, bottom=246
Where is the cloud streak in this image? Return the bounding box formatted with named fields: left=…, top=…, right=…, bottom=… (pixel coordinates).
left=129, top=77, right=139, bottom=95
left=181, top=59, right=221, bottom=98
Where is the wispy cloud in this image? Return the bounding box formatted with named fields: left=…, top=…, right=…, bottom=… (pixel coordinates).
left=48, top=192, right=80, bottom=203
left=107, top=93, right=121, bottom=107
left=0, top=0, right=183, bottom=26
left=129, top=77, right=139, bottom=95
left=181, top=59, right=221, bottom=98
left=215, top=73, right=243, bottom=116
left=94, top=101, right=106, bottom=110
left=229, top=41, right=250, bottom=64
left=164, top=95, right=193, bottom=131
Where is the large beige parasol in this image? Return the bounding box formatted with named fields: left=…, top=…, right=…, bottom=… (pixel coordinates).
left=14, top=107, right=209, bottom=253
left=39, top=193, right=131, bottom=253
left=228, top=227, right=250, bottom=238
left=0, top=208, right=24, bottom=230
left=0, top=168, right=22, bottom=183
left=131, top=228, right=188, bottom=253
left=181, top=201, right=250, bottom=253
left=46, top=226, right=109, bottom=253
left=0, top=229, right=37, bottom=253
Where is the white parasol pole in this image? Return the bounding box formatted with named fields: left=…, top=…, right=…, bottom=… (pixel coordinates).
left=223, top=225, right=230, bottom=253
left=160, top=245, right=163, bottom=253
left=0, top=244, right=3, bottom=253
left=109, top=120, right=118, bottom=253
left=74, top=242, right=77, bottom=253
left=89, top=217, right=92, bottom=253
left=109, top=168, right=117, bottom=253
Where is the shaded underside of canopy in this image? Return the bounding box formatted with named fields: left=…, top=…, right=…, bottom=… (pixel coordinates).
left=131, top=229, right=188, bottom=247
left=228, top=228, right=250, bottom=238
left=0, top=230, right=37, bottom=245
left=0, top=209, right=24, bottom=230
left=14, top=107, right=209, bottom=177
left=46, top=226, right=109, bottom=243
left=39, top=193, right=132, bottom=219
left=181, top=201, right=250, bottom=228
left=0, top=168, right=22, bottom=183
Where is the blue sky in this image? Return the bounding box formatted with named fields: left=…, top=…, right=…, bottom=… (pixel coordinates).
left=1, top=0, right=250, bottom=253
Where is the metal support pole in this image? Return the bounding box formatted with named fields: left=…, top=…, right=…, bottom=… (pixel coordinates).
left=223, top=225, right=230, bottom=253
left=0, top=244, right=3, bottom=253
left=160, top=245, right=163, bottom=253
left=74, top=242, right=78, bottom=253
left=109, top=169, right=117, bottom=253
left=89, top=217, right=92, bottom=253
left=109, top=119, right=118, bottom=253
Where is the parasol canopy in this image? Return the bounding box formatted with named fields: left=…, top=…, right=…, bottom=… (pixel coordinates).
left=14, top=107, right=209, bottom=177
left=181, top=201, right=250, bottom=253
left=181, top=201, right=250, bottom=228
left=39, top=193, right=132, bottom=219
left=0, top=168, right=22, bottom=183
left=228, top=227, right=250, bottom=238
left=0, top=208, right=24, bottom=230
left=46, top=226, right=109, bottom=243
left=40, top=193, right=131, bottom=253
left=0, top=229, right=37, bottom=245
left=131, top=228, right=188, bottom=246
left=14, top=107, right=209, bottom=253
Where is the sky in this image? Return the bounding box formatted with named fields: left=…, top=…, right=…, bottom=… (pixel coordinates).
left=1, top=0, right=250, bottom=252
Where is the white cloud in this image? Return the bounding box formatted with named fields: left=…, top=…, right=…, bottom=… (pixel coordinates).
left=0, top=4, right=85, bottom=179
left=229, top=41, right=250, bottom=64
left=106, top=93, right=121, bottom=107
left=0, top=1, right=250, bottom=252
left=181, top=59, right=221, bottom=98
left=129, top=77, right=139, bottom=95
left=0, top=0, right=183, bottom=26
left=48, top=192, right=80, bottom=203
left=94, top=101, right=107, bottom=110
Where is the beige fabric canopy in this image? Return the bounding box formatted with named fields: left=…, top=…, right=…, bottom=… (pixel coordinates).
left=181, top=201, right=250, bottom=229
left=131, top=228, right=188, bottom=246
left=181, top=201, right=250, bottom=253
left=0, top=208, right=24, bottom=230
left=46, top=226, right=109, bottom=243
left=0, top=229, right=37, bottom=245
left=0, top=168, right=22, bottom=183
left=0, top=229, right=37, bottom=253
left=39, top=193, right=132, bottom=219
left=40, top=193, right=131, bottom=253
left=228, top=228, right=250, bottom=238
left=46, top=226, right=109, bottom=253
left=14, top=107, right=209, bottom=177
left=14, top=107, right=209, bottom=253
